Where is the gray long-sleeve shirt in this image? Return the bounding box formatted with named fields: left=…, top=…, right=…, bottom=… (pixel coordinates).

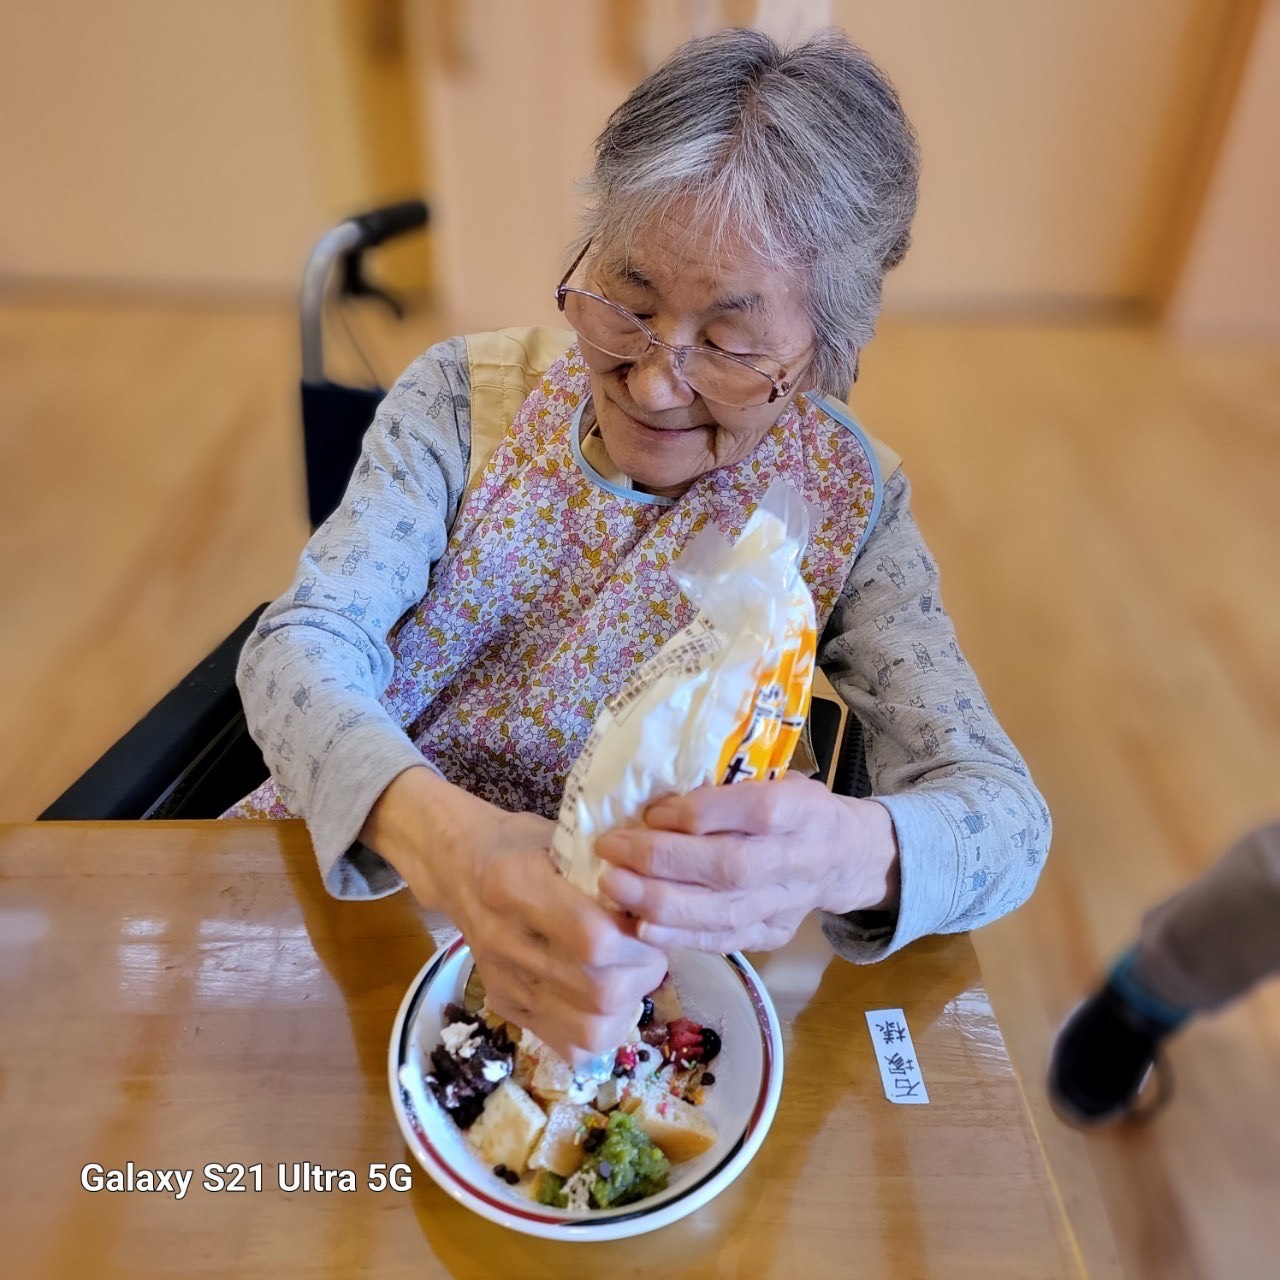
left=237, top=337, right=1050, bottom=961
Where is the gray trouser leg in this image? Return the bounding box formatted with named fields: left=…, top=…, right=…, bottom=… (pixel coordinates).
left=1129, top=822, right=1280, bottom=1014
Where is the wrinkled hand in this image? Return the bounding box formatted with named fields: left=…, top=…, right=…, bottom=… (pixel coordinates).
left=366, top=767, right=667, bottom=1064
left=596, top=775, right=899, bottom=954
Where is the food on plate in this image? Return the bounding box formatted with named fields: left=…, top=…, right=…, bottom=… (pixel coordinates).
left=423, top=1003, right=516, bottom=1127
left=621, top=1084, right=717, bottom=1162
left=533, top=1111, right=670, bottom=1210
left=527, top=1101, right=597, bottom=1177
left=466, top=1079, right=548, bottom=1172
left=423, top=971, right=723, bottom=1211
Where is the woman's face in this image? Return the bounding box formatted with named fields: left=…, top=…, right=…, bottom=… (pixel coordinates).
left=578, top=202, right=815, bottom=499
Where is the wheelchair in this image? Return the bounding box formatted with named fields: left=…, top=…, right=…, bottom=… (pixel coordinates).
left=39, top=202, right=868, bottom=822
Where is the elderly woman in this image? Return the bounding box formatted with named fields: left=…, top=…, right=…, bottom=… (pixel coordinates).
left=230, top=28, right=1049, bottom=1060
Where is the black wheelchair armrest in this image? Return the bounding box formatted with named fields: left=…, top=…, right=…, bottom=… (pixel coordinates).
left=831, top=715, right=871, bottom=799
left=38, top=606, right=272, bottom=821
left=807, top=676, right=871, bottom=800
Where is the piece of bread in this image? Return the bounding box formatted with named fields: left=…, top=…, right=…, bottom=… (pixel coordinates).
left=622, top=1084, right=717, bottom=1162
left=466, top=1080, right=547, bottom=1174
left=649, top=974, right=684, bottom=1025
left=526, top=1102, right=595, bottom=1177
left=530, top=1045, right=577, bottom=1099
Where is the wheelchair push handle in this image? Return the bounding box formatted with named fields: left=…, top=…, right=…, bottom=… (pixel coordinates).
left=300, top=199, right=430, bottom=386
left=350, top=200, right=429, bottom=249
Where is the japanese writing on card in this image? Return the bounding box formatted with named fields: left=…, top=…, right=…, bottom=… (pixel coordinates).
left=865, top=1008, right=929, bottom=1104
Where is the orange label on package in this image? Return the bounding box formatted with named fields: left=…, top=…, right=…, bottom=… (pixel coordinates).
left=715, top=620, right=817, bottom=784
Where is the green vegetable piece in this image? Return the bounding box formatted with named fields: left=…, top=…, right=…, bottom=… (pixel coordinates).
left=533, top=1169, right=567, bottom=1207
left=528, top=1114, right=670, bottom=1211
left=584, top=1111, right=670, bottom=1208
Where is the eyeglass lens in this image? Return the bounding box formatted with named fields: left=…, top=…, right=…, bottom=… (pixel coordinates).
left=560, top=291, right=777, bottom=407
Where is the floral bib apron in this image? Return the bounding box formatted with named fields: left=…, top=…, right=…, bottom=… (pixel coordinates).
left=230, top=343, right=878, bottom=822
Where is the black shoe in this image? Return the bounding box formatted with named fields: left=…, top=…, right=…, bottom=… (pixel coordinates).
left=1047, top=982, right=1175, bottom=1128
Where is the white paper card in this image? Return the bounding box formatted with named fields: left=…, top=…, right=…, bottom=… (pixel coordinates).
left=865, top=1008, right=929, bottom=1104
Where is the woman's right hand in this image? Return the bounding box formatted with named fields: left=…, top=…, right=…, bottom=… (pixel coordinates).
left=362, top=766, right=668, bottom=1064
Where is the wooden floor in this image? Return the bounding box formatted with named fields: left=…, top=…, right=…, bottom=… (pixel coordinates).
left=2, top=292, right=1277, bottom=1278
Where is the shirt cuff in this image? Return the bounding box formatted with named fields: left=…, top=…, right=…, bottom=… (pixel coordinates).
left=819, top=792, right=962, bottom=963
left=306, top=718, right=441, bottom=900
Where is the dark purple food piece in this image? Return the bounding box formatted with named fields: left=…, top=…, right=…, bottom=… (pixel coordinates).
left=700, top=1026, right=722, bottom=1064
left=637, top=996, right=655, bottom=1029
left=424, top=1009, right=516, bottom=1129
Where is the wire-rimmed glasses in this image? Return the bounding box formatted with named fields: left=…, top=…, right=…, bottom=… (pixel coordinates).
left=555, top=242, right=801, bottom=407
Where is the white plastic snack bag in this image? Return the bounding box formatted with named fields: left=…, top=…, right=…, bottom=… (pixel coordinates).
left=551, top=478, right=818, bottom=904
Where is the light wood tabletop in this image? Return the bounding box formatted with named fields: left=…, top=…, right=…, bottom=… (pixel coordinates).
left=0, top=820, right=1085, bottom=1278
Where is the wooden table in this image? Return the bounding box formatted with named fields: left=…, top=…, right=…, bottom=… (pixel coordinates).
left=0, top=821, right=1084, bottom=1278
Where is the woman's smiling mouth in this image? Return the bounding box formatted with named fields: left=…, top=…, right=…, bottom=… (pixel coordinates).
left=615, top=403, right=704, bottom=436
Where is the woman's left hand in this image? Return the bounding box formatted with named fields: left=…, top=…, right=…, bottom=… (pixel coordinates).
left=595, top=775, right=900, bottom=953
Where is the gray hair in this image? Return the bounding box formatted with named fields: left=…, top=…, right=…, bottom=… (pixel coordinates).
left=578, top=27, right=919, bottom=397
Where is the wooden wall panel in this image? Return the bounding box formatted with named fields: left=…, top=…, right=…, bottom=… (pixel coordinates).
left=1167, top=0, right=1280, bottom=338
left=0, top=0, right=328, bottom=293
left=834, top=0, right=1238, bottom=312
left=408, top=0, right=1239, bottom=325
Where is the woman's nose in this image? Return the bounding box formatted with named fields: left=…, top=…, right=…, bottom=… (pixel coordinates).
left=624, top=342, right=697, bottom=410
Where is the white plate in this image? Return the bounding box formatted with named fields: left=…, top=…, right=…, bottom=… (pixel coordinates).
left=388, top=938, right=784, bottom=1240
